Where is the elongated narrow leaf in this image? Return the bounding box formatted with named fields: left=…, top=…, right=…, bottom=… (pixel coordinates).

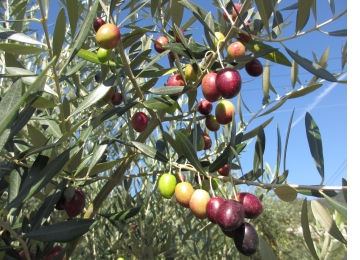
left=283, top=109, right=294, bottom=172
left=171, top=0, right=184, bottom=27
left=259, top=95, right=289, bottom=116
left=296, top=0, right=314, bottom=33
left=174, top=130, right=206, bottom=175
left=95, top=102, right=138, bottom=127
left=242, top=117, right=273, bottom=141
left=63, top=0, right=99, bottom=68
left=0, top=27, right=45, bottom=46
left=100, top=206, right=143, bottom=221
left=305, top=112, right=324, bottom=184
left=319, top=191, right=346, bottom=217
left=30, top=180, right=67, bottom=231
left=223, top=48, right=279, bottom=64
left=288, top=83, right=323, bottom=99
left=86, top=143, right=108, bottom=176
left=321, top=29, right=347, bottom=37
left=254, top=0, right=276, bottom=35
left=285, top=47, right=337, bottom=82
left=76, top=158, right=124, bottom=178
left=301, top=198, right=320, bottom=260
left=52, top=8, right=66, bottom=62
left=135, top=50, right=170, bottom=78
left=272, top=10, right=284, bottom=39
left=259, top=234, right=277, bottom=260
left=243, top=41, right=292, bottom=67
left=291, top=51, right=299, bottom=88
left=274, top=185, right=297, bottom=202
left=0, top=57, right=56, bottom=137
left=239, top=169, right=264, bottom=181
left=66, top=0, right=78, bottom=37
left=262, top=60, right=270, bottom=104
left=203, top=12, right=215, bottom=51
left=0, top=129, right=11, bottom=152
left=342, top=178, right=347, bottom=203
left=311, top=200, right=347, bottom=244
left=178, top=0, right=209, bottom=20
left=23, top=219, right=96, bottom=243
left=274, top=124, right=281, bottom=181
left=143, top=95, right=176, bottom=110
left=297, top=188, right=337, bottom=198
left=209, top=143, right=246, bottom=173
left=69, top=75, right=116, bottom=117
left=25, top=95, right=57, bottom=108
left=341, top=41, right=347, bottom=70
left=0, top=43, right=46, bottom=54
left=132, top=142, right=168, bottom=163
left=173, top=24, right=194, bottom=59
left=122, top=28, right=151, bottom=50
left=9, top=168, right=21, bottom=203
left=0, top=79, right=22, bottom=137
left=253, top=126, right=265, bottom=174
left=119, top=1, right=148, bottom=27
left=7, top=145, right=79, bottom=209
left=150, top=86, right=186, bottom=96
left=75, top=49, right=117, bottom=66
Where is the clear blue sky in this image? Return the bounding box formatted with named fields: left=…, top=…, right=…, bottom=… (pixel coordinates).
left=43, top=1, right=347, bottom=190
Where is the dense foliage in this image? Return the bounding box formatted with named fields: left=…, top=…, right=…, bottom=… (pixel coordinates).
left=0, top=0, right=347, bottom=259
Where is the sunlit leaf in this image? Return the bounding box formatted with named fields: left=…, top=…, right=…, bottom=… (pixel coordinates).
left=259, top=234, right=277, bottom=260
left=174, top=130, right=206, bottom=175
left=288, top=83, right=323, bottom=99
left=52, top=8, right=66, bottom=62
left=149, top=86, right=187, bottom=96
left=66, top=0, right=78, bottom=37
left=320, top=190, right=346, bottom=217
left=297, top=189, right=337, bottom=198
left=254, top=0, right=276, bottom=35
left=132, top=142, right=169, bottom=163
left=69, top=75, right=116, bottom=117
left=143, top=95, right=176, bottom=110
left=311, top=200, right=347, bottom=244
left=75, top=48, right=117, bottom=66
left=296, top=0, right=314, bottom=33
left=285, top=47, right=337, bottom=82
left=243, top=40, right=292, bottom=67
left=301, top=198, right=320, bottom=260
left=62, top=0, right=99, bottom=68
left=0, top=26, right=45, bottom=46
left=0, top=43, right=46, bottom=54
left=0, top=57, right=56, bottom=136
left=274, top=185, right=297, bottom=202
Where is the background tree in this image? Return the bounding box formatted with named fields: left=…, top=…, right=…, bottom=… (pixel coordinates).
left=0, top=0, right=347, bottom=259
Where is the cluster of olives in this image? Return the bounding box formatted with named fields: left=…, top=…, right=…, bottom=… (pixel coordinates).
left=157, top=173, right=263, bottom=256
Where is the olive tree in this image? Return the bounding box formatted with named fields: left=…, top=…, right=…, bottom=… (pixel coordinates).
left=0, top=0, right=347, bottom=259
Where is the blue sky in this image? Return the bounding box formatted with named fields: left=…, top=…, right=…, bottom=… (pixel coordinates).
left=42, top=1, right=347, bottom=191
